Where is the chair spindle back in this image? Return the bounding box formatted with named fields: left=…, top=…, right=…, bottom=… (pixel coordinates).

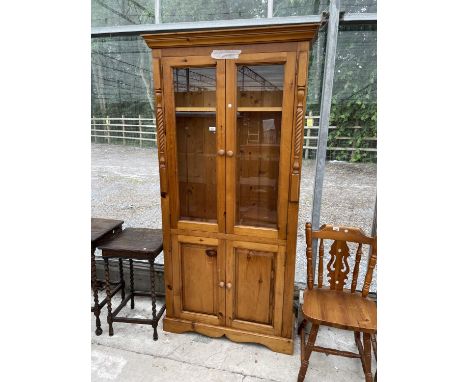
left=318, top=238, right=324, bottom=288
left=351, top=243, right=362, bottom=293
left=305, top=223, right=377, bottom=297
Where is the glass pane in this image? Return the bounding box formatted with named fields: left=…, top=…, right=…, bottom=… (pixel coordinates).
left=236, top=112, right=281, bottom=228
left=274, top=0, right=329, bottom=17
left=91, top=36, right=156, bottom=147
left=174, top=68, right=217, bottom=223
left=91, top=36, right=154, bottom=117
left=235, top=64, right=283, bottom=229
left=174, top=68, right=216, bottom=108
left=237, top=65, right=284, bottom=108
left=92, top=0, right=156, bottom=27
left=236, top=65, right=284, bottom=228
left=161, top=0, right=267, bottom=23
left=329, top=24, right=377, bottom=162
left=341, top=0, right=377, bottom=13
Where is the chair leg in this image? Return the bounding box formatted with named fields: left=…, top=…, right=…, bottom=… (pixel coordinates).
left=354, top=331, right=361, bottom=348
left=371, top=334, right=377, bottom=381
left=371, top=333, right=377, bottom=360
left=104, top=258, right=114, bottom=336
left=91, top=248, right=103, bottom=336
left=297, top=323, right=319, bottom=382
left=149, top=258, right=158, bottom=341
left=355, top=331, right=366, bottom=371
left=363, top=333, right=373, bottom=382
left=129, top=259, right=135, bottom=309
left=297, top=318, right=307, bottom=335
left=119, top=258, right=125, bottom=301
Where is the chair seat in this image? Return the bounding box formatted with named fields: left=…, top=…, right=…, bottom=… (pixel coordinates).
left=302, top=288, right=376, bottom=333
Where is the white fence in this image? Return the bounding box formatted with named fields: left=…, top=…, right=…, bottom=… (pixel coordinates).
left=302, top=116, right=377, bottom=159
left=91, top=116, right=157, bottom=147
left=91, top=116, right=377, bottom=157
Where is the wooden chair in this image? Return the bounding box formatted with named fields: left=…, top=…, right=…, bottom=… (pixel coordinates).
left=297, top=223, right=377, bottom=382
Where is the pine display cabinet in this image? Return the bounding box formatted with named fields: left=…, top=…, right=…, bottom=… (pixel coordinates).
left=143, top=23, right=319, bottom=354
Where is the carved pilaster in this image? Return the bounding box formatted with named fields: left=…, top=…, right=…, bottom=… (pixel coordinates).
left=290, top=85, right=306, bottom=202
left=293, top=86, right=306, bottom=175
left=154, top=59, right=168, bottom=196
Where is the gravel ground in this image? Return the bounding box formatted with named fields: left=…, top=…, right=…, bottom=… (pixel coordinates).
left=92, top=143, right=376, bottom=290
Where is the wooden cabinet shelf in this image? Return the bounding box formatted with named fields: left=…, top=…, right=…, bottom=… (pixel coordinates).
left=237, top=107, right=282, bottom=112
left=143, top=23, right=318, bottom=355
left=175, top=107, right=216, bottom=112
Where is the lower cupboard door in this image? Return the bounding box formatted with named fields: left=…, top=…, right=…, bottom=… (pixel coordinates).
left=225, top=240, right=285, bottom=336
left=172, top=235, right=225, bottom=326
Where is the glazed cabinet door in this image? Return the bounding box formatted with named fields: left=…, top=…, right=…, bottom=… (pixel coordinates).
left=162, top=56, right=226, bottom=234
left=225, top=52, right=296, bottom=241
left=225, top=241, right=285, bottom=336
left=172, top=235, right=226, bottom=326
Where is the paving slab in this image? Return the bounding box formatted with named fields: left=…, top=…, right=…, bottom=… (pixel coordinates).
left=92, top=294, right=376, bottom=381
left=92, top=344, right=246, bottom=382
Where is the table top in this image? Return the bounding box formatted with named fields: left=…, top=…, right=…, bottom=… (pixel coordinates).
left=91, top=218, right=124, bottom=243
left=98, top=228, right=163, bottom=258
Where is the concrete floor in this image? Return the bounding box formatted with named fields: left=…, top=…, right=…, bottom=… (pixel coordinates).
left=92, top=293, right=376, bottom=382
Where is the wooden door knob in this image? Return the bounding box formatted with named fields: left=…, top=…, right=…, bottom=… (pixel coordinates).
left=226, top=282, right=232, bottom=289
left=219, top=281, right=225, bottom=288
left=226, top=150, right=234, bottom=157
left=217, top=149, right=225, bottom=156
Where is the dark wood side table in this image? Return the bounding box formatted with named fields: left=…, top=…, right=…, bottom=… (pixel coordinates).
left=98, top=228, right=166, bottom=341
left=91, top=218, right=124, bottom=335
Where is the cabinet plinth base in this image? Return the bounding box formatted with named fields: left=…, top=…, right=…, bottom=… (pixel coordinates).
left=163, top=316, right=294, bottom=355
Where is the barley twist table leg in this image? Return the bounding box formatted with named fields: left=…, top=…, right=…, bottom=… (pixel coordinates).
left=129, top=259, right=135, bottom=309
left=119, top=258, right=125, bottom=301
left=104, top=258, right=113, bottom=336
left=149, top=258, right=158, bottom=341
left=91, top=247, right=103, bottom=335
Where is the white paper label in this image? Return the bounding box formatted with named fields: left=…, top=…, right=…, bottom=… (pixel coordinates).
left=209, top=126, right=216, bottom=132
left=211, top=50, right=241, bottom=59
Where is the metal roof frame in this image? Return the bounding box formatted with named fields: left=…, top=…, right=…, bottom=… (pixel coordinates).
left=91, top=13, right=376, bottom=38
left=342, top=12, right=377, bottom=24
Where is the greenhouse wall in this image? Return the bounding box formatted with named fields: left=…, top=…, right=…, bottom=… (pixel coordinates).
left=91, top=0, right=377, bottom=162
